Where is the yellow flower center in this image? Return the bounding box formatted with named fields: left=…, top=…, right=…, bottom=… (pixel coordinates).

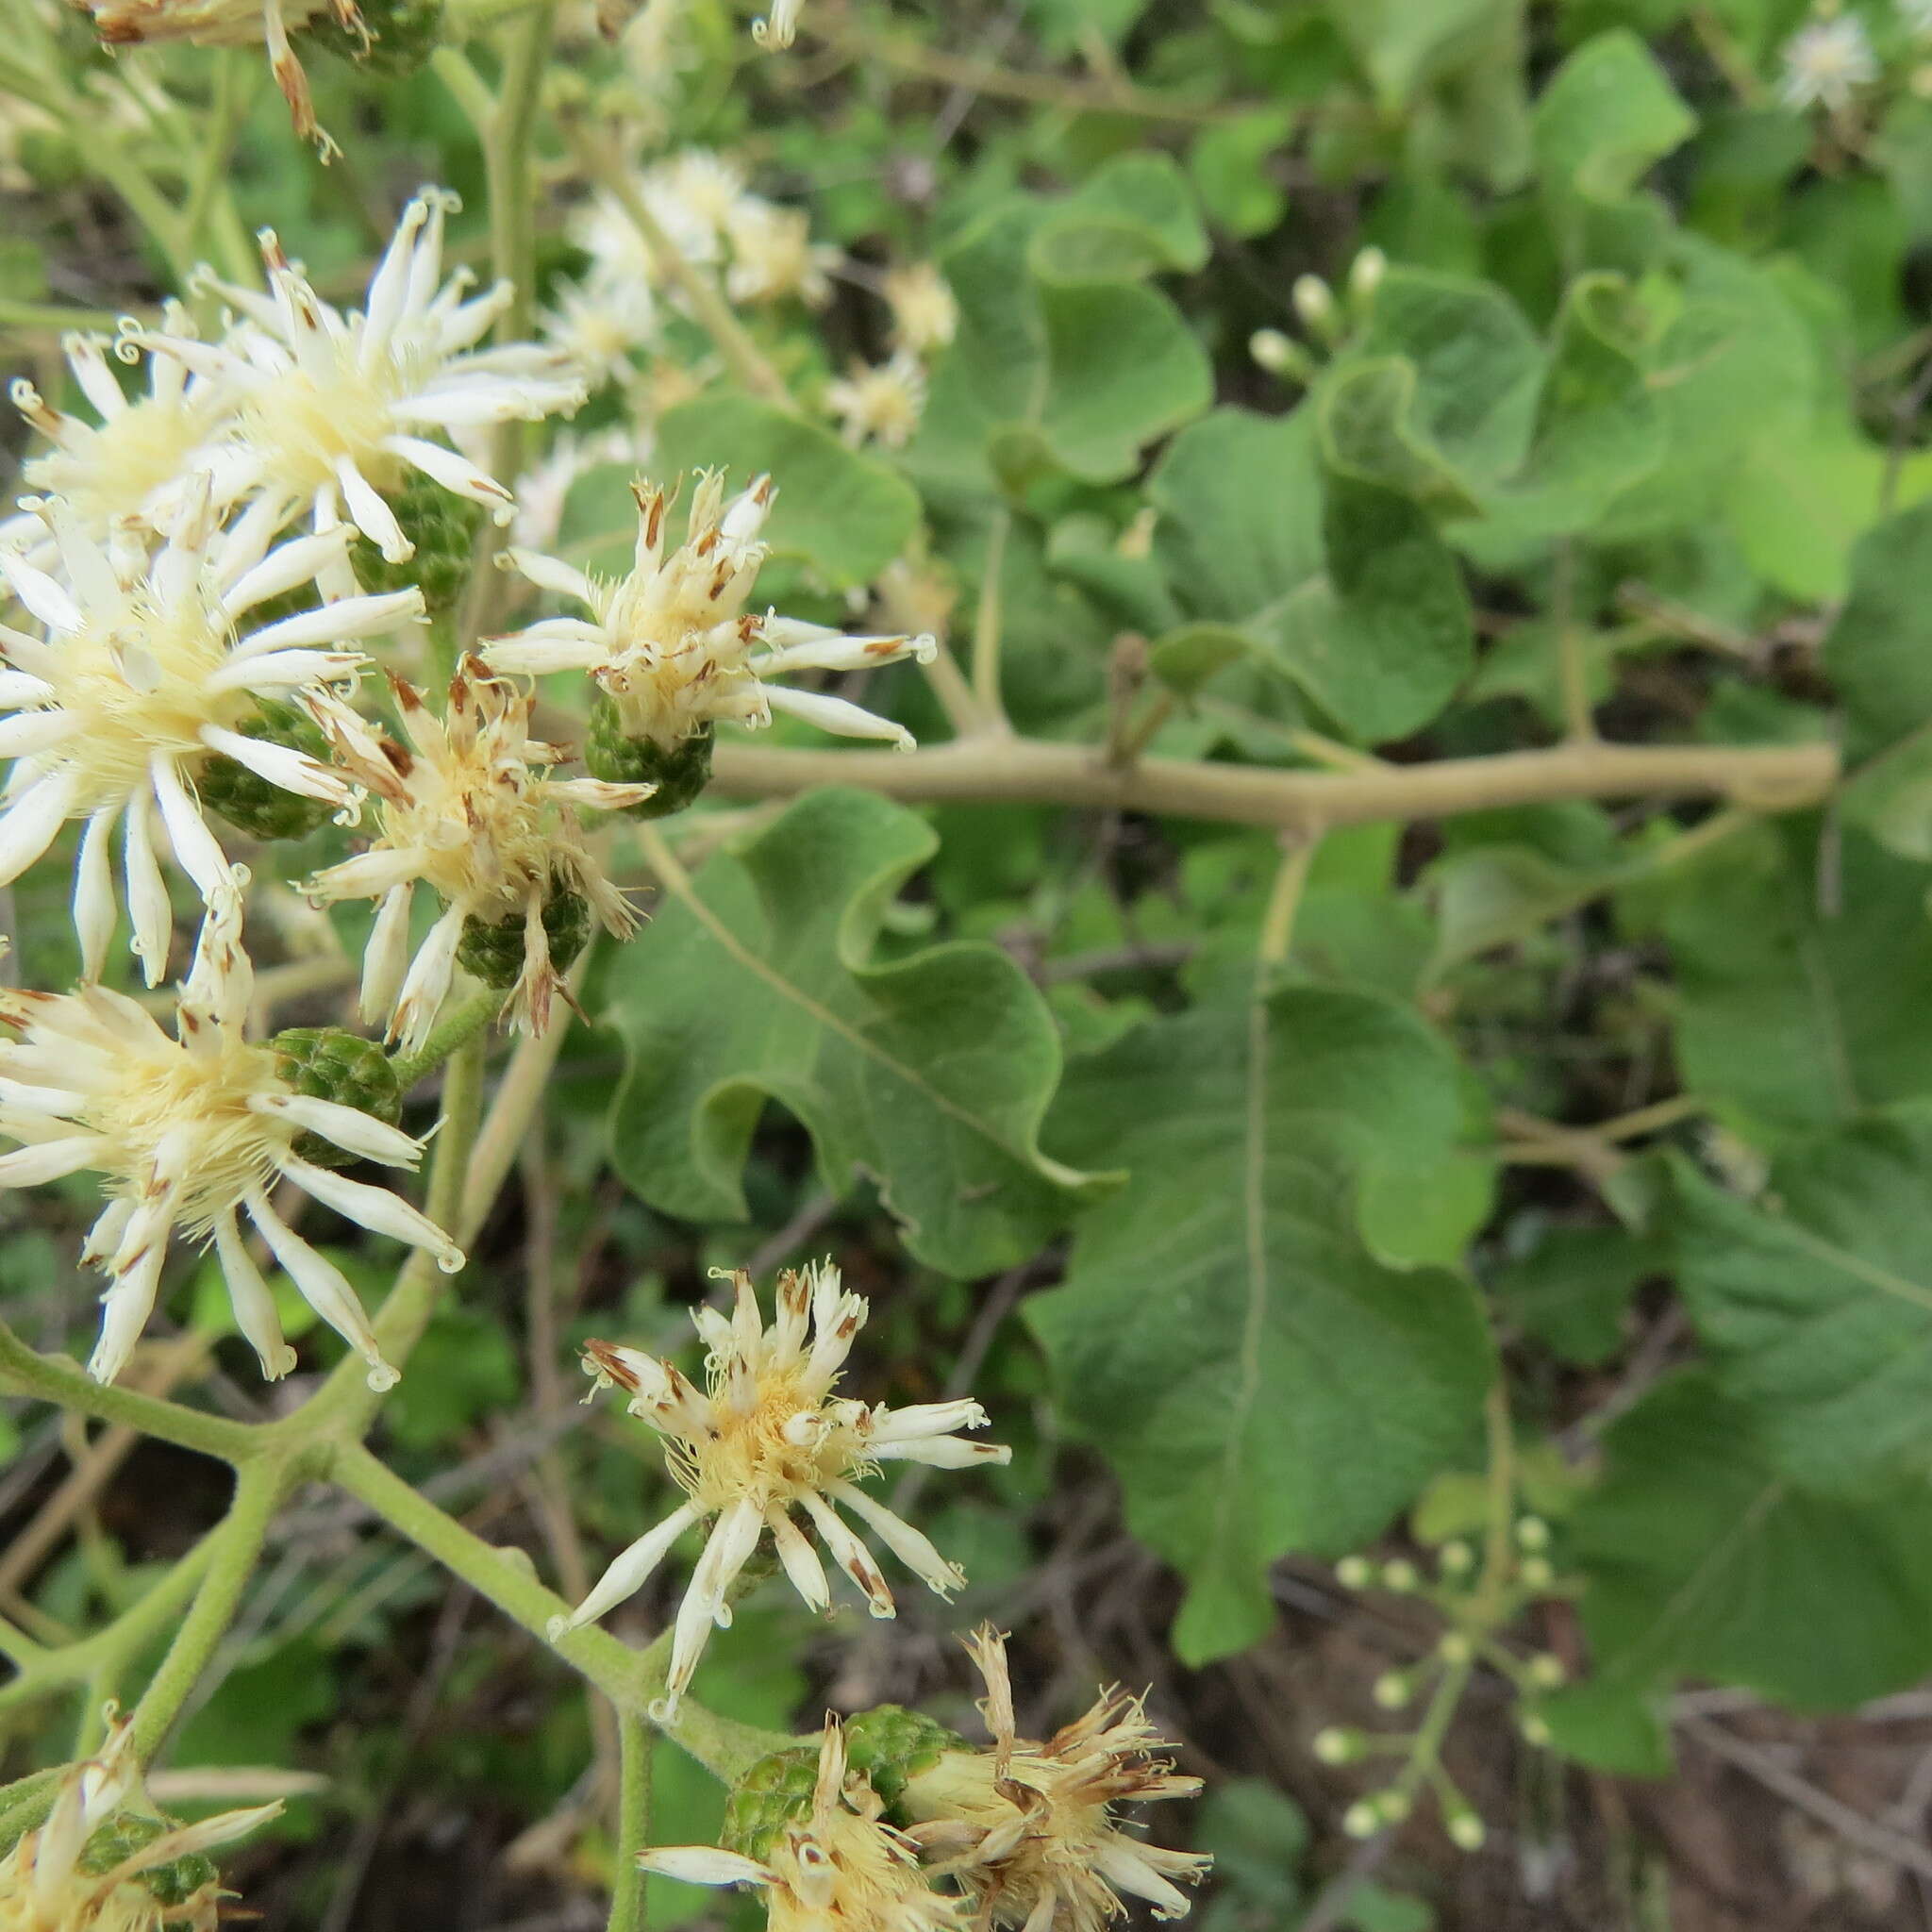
left=676, top=1364, right=864, bottom=1514
left=24, top=396, right=212, bottom=528
left=235, top=343, right=408, bottom=498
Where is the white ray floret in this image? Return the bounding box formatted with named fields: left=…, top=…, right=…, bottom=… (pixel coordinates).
left=302, top=659, right=650, bottom=1053
left=638, top=1718, right=963, bottom=1932
left=488, top=472, right=936, bottom=753
left=0, top=901, right=461, bottom=1390
left=0, top=1704, right=281, bottom=1932
left=550, top=1261, right=1008, bottom=1719
left=125, top=191, right=587, bottom=585
left=0, top=485, right=421, bottom=983
left=1780, top=12, right=1879, bottom=109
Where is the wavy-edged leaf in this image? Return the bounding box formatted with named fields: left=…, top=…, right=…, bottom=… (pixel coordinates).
left=605, top=790, right=1114, bottom=1276
left=1026, top=980, right=1493, bottom=1664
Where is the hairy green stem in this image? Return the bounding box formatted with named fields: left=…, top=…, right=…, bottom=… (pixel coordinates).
left=0, top=1320, right=258, bottom=1463
left=125, top=1457, right=290, bottom=1761
left=387, top=991, right=506, bottom=1094
left=606, top=1709, right=655, bottom=1932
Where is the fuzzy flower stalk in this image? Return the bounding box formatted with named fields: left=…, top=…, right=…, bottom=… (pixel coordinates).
left=302, top=660, right=650, bottom=1052
left=0, top=1707, right=279, bottom=1932
left=0, top=903, right=461, bottom=1389
left=640, top=1718, right=962, bottom=1932
left=902, top=1628, right=1210, bottom=1930
left=549, top=1261, right=1009, bottom=1719
left=489, top=473, right=936, bottom=765
left=127, top=190, right=585, bottom=581
left=0, top=482, right=421, bottom=982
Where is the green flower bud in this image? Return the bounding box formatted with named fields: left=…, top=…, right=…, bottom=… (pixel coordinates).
left=304, top=0, right=445, bottom=75
left=586, top=698, right=712, bottom=818
left=719, top=1743, right=822, bottom=1864
left=845, top=1704, right=967, bottom=1814
left=269, top=1026, right=404, bottom=1166
left=346, top=469, right=486, bottom=611
left=199, top=699, right=338, bottom=842
left=80, top=1812, right=219, bottom=1907
left=456, top=880, right=591, bottom=990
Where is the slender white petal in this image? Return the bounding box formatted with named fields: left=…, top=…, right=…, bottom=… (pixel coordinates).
left=236, top=591, right=424, bottom=655
left=762, top=682, right=917, bottom=748
left=123, top=793, right=173, bottom=987
left=869, top=1435, right=1013, bottom=1469
left=276, top=1152, right=463, bottom=1272
left=88, top=1238, right=168, bottom=1384
left=336, top=458, right=411, bottom=562
left=149, top=755, right=235, bottom=903
left=825, top=1479, right=966, bottom=1597
left=359, top=881, right=415, bottom=1024
left=214, top=1210, right=298, bottom=1379
left=634, top=1847, right=772, bottom=1889
left=0, top=552, right=82, bottom=632
left=796, top=1489, right=896, bottom=1618
left=549, top=1501, right=699, bottom=1639
left=73, top=808, right=118, bottom=981
left=251, top=1091, right=423, bottom=1167
left=0, top=769, right=77, bottom=885
left=0, top=710, right=75, bottom=758
left=0, top=1136, right=109, bottom=1184
left=244, top=1185, right=399, bottom=1391
left=765, top=1504, right=832, bottom=1613
left=390, top=900, right=465, bottom=1054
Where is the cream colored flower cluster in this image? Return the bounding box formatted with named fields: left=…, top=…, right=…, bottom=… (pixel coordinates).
left=824, top=262, right=958, bottom=453
left=0, top=188, right=934, bottom=1396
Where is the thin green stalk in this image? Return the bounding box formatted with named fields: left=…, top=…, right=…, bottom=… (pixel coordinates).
left=606, top=1709, right=655, bottom=1932
left=0, top=1319, right=258, bottom=1463
left=0, top=298, right=131, bottom=334
left=0, top=1767, right=64, bottom=1851
left=970, top=509, right=1012, bottom=729
left=387, top=990, right=505, bottom=1094
left=125, top=1457, right=290, bottom=1760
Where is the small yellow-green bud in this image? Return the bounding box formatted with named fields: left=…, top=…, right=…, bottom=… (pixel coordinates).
left=1372, top=1672, right=1411, bottom=1711
left=1527, top=1652, right=1567, bottom=1690
left=1291, top=274, right=1337, bottom=338
left=1342, top=1801, right=1381, bottom=1840
left=1515, top=1516, right=1551, bottom=1552
left=1347, top=245, right=1387, bottom=306
left=1335, top=1555, right=1374, bottom=1591
left=1438, top=1539, right=1474, bottom=1577
left=1519, top=1711, right=1552, bottom=1748
left=1312, top=1727, right=1357, bottom=1765
left=1447, top=1809, right=1487, bottom=1852
left=1381, top=1558, right=1420, bottom=1593
left=1375, top=1789, right=1412, bottom=1824
left=1519, top=1556, right=1556, bottom=1592
left=586, top=701, right=715, bottom=818
left=1249, top=328, right=1316, bottom=383
left=1438, top=1631, right=1474, bottom=1668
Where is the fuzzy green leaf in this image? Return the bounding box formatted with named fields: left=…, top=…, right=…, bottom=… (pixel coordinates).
left=1569, top=1370, right=1932, bottom=1710
left=604, top=789, right=1113, bottom=1277
left=1026, top=981, right=1493, bottom=1664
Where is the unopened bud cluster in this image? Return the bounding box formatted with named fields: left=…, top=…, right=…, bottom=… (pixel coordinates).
left=1250, top=246, right=1386, bottom=389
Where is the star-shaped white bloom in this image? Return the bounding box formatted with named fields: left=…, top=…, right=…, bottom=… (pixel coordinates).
left=487, top=472, right=935, bottom=752
left=641, top=1720, right=964, bottom=1932
left=540, top=271, right=658, bottom=391
left=900, top=1628, right=1211, bottom=1931
left=3, top=311, right=233, bottom=555
left=883, top=263, right=958, bottom=357
left=1, top=1705, right=281, bottom=1932
left=125, top=191, right=587, bottom=582
left=0, top=900, right=461, bottom=1389
left=724, top=197, right=839, bottom=308
left=1780, top=13, right=1879, bottom=109
left=550, top=1262, right=1008, bottom=1720
left=0, top=484, right=421, bottom=983
left=824, top=352, right=928, bottom=449
left=302, top=660, right=650, bottom=1053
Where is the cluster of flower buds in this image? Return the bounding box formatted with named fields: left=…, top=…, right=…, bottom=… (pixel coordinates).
left=641, top=1627, right=1209, bottom=1932
left=1319, top=1519, right=1571, bottom=1853
left=0, top=1706, right=278, bottom=1930
left=1247, top=245, right=1386, bottom=391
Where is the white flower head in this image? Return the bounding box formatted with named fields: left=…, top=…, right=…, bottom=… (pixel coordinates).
left=540, top=271, right=658, bottom=391
left=0, top=484, right=420, bottom=983
left=0, top=1706, right=281, bottom=1932
left=640, top=1719, right=964, bottom=1932
left=302, top=660, right=650, bottom=1053
left=126, top=192, right=587, bottom=581
left=488, top=472, right=936, bottom=753
left=571, top=164, right=725, bottom=291
left=824, top=352, right=928, bottom=450
left=70, top=0, right=345, bottom=152
left=724, top=197, right=839, bottom=308
left=1780, top=11, right=1879, bottom=108
left=0, top=897, right=462, bottom=1389
left=5, top=313, right=233, bottom=552
left=903, top=1627, right=1211, bottom=1932
left=549, top=1261, right=1009, bottom=1719
left=883, top=264, right=958, bottom=357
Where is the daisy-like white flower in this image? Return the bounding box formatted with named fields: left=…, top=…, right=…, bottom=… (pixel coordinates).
left=69, top=0, right=350, bottom=150
left=302, top=660, right=650, bottom=1053
left=539, top=271, right=658, bottom=391
left=883, top=264, right=958, bottom=357
left=0, top=899, right=462, bottom=1389
left=824, top=353, right=928, bottom=450
left=901, top=1628, right=1211, bottom=1931
left=549, top=1261, right=1008, bottom=1719
left=488, top=472, right=936, bottom=754
left=3, top=312, right=233, bottom=552
left=0, top=1707, right=280, bottom=1932
left=640, top=1719, right=963, bottom=1932
left=724, top=198, right=839, bottom=308
left=126, top=191, right=587, bottom=582
left=1780, top=11, right=1879, bottom=109
left=570, top=162, right=728, bottom=291
left=0, top=485, right=420, bottom=983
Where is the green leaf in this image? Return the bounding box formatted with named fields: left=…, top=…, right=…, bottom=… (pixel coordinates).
left=1570, top=1370, right=1932, bottom=1709
left=1533, top=30, right=1697, bottom=204
left=1188, top=109, right=1293, bottom=239
left=1491, top=1223, right=1657, bottom=1365
left=605, top=790, right=1113, bottom=1277
left=1027, top=982, right=1493, bottom=1664
left=1031, top=152, right=1209, bottom=281
left=641, top=396, right=920, bottom=590
left=1822, top=497, right=1932, bottom=759
left=1655, top=820, right=1932, bottom=1140
left=908, top=203, right=1211, bottom=491
left=1667, top=1117, right=1932, bottom=1492
left=1149, top=408, right=1474, bottom=741
left=1325, top=0, right=1500, bottom=109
